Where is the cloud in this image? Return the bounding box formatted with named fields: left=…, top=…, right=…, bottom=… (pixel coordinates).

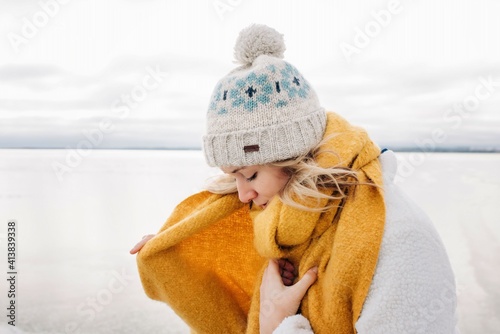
left=0, top=56, right=499, bottom=151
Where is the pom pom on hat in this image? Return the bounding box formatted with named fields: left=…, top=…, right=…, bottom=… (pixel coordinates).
left=234, top=24, right=286, bottom=65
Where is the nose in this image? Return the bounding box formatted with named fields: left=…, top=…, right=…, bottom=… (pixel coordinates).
left=235, top=178, right=257, bottom=203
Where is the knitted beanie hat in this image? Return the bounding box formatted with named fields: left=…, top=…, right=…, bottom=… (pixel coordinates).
left=203, top=24, right=326, bottom=167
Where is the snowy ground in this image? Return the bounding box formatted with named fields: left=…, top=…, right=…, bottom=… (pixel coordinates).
left=0, top=149, right=499, bottom=333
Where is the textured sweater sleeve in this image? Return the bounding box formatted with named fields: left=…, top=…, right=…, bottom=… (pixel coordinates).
left=273, top=315, right=313, bottom=334
left=355, top=151, right=459, bottom=333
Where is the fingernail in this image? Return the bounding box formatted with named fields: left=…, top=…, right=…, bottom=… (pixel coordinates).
left=311, top=267, right=318, bottom=273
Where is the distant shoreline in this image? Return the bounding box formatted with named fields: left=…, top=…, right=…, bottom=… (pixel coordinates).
left=1, top=147, right=499, bottom=153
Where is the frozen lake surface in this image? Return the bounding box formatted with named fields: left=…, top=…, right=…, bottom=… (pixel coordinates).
left=0, top=149, right=499, bottom=333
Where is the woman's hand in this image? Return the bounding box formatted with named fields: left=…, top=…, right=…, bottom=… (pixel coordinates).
left=259, top=259, right=318, bottom=334
left=129, top=234, right=155, bottom=254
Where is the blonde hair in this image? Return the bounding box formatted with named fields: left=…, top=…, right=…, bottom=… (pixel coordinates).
left=205, top=136, right=361, bottom=212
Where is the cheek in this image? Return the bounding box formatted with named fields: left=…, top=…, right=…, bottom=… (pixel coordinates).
left=278, top=176, right=289, bottom=191
left=270, top=174, right=289, bottom=195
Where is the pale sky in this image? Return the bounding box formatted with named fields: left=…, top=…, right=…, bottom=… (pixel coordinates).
left=1, top=0, right=499, bottom=150
left=2, top=0, right=499, bottom=72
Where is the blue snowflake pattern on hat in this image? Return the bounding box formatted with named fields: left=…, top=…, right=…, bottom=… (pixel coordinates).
left=208, top=82, right=223, bottom=114
left=230, top=72, right=273, bottom=112
left=280, top=63, right=311, bottom=99
left=208, top=62, right=313, bottom=116
left=208, top=77, right=239, bottom=115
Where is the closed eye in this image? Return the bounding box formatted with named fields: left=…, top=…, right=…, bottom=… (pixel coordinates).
left=246, top=172, right=257, bottom=182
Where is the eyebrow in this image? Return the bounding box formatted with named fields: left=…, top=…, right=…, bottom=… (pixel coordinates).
left=230, top=167, right=246, bottom=174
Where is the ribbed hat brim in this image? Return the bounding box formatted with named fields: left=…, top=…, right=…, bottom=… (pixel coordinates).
left=203, top=108, right=326, bottom=167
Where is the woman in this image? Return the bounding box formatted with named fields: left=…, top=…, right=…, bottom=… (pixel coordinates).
left=131, top=24, right=458, bottom=333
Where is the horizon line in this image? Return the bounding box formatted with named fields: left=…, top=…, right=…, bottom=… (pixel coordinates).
left=0, top=147, right=499, bottom=153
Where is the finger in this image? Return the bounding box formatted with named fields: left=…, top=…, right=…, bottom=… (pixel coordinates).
left=278, top=258, right=295, bottom=272
left=262, top=260, right=271, bottom=279
left=267, top=259, right=280, bottom=275
left=282, top=277, right=294, bottom=286
left=281, top=270, right=295, bottom=280
left=129, top=241, right=143, bottom=254
left=129, top=239, right=147, bottom=254
left=291, top=267, right=318, bottom=297
left=265, top=259, right=286, bottom=285
left=129, top=235, right=153, bottom=254
left=282, top=259, right=295, bottom=273
left=261, top=259, right=281, bottom=294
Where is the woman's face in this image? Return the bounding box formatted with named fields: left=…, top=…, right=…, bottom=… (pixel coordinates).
left=221, top=165, right=290, bottom=209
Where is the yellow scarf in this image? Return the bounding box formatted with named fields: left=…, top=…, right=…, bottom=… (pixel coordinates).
left=137, top=112, right=385, bottom=333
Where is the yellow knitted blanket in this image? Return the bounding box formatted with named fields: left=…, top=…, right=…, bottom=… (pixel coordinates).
left=136, top=112, right=385, bottom=333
